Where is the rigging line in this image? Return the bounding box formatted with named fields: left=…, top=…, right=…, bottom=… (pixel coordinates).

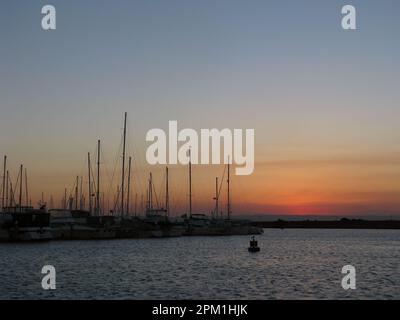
left=105, top=133, right=124, bottom=203
left=89, top=148, right=98, bottom=195
left=64, top=177, right=75, bottom=209
left=89, top=161, right=96, bottom=191
left=101, top=151, right=115, bottom=214
left=126, top=136, right=147, bottom=201
left=113, top=165, right=130, bottom=213
left=86, top=144, right=98, bottom=194
left=112, top=186, right=121, bottom=213
left=131, top=161, right=145, bottom=203
left=9, top=176, right=15, bottom=207
left=172, top=170, right=186, bottom=215
left=129, top=154, right=145, bottom=201
left=75, top=155, right=89, bottom=205
left=218, top=164, right=226, bottom=198
left=13, top=169, right=21, bottom=205
left=157, top=170, right=166, bottom=206
left=89, top=159, right=97, bottom=205
left=151, top=175, right=160, bottom=209
left=109, top=130, right=125, bottom=214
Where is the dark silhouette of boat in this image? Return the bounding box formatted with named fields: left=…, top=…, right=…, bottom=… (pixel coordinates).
left=49, top=209, right=116, bottom=240
left=1, top=206, right=52, bottom=242
left=248, top=236, right=260, bottom=252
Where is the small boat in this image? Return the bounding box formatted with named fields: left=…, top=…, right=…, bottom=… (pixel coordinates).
left=248, top=236, right=260, bottom=252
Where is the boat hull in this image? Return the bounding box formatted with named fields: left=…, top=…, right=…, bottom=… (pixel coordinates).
left=51, top=226, right=116, bottom=240
left=7, top=227, right=52, bottom=242
left=184, top=224, right=264, bottom=236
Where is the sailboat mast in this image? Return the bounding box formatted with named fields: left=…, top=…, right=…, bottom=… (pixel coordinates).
left=126, top=156, right=132, bottom=216
left=215, top=177, right=219, bottom=219
left=88, top=153, right=92, bottom=214
left=81, top=176, right=84, bottom=209
left=189, top=149, right=192, bottom=218
left=121, top=112, right=127, bottom=217
left=227, top=159, right=231, bottom=220
left=166, top=166, right=169, bottom=217
left=5, top=171, right=9, bottom=208
left=25, top=168, right=28, bottom=206
left=149, top=173, right=153, bottom=210
left=1, top=156, right=6, bottom=210
left=19, top=164, right=23, bottom=210
left=97, top=139, right=101, bottom=216
left=140, top=193, right=144, bottom=214
left=10, top=179, right=14, bottom=207
left=64, top=188, right=67, bottom=209
left=146, top=187, right=149, bottom=212
left=75, top=176, right=79, bottom=210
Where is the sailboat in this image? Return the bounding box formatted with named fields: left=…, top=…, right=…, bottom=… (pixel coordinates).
left=183, top=151, right=224, bottom=236
left=49, top=143, right=116, bottom=240
left=143, top=170, right=185, bottom=237
left=184, top=156, right=263, bottom=236
left=0, top=163, right=52, bottom=242
left=220, top=160, right=263, bottom=235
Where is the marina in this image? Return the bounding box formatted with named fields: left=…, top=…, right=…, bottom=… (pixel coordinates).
left=0, top=207, right=263, bottom=242
left=0, top=113, right=263, bottom=243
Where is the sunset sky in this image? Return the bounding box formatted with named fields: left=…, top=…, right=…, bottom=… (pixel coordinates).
left=1, top=0, right=399, bottom=216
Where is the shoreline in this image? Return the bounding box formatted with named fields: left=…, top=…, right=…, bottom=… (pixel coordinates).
left=252, top=218, right=400, bottom=230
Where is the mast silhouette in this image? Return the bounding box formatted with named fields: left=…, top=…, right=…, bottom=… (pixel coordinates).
left=9, top=176, right=14, bottom=207
left=148, top=173, right=153, bottom=211
left=96, top=140, right=101, bottom=216
left=214, top=177, right=219, bottom=219
left=126, top=155, right=132, bottom=216
left=227, top=158, right=231, bottom=220
left=189, top=149, right=192, bottom=218
left=120, top=112, right=127, bottom=217
left=64, top=188, right=67, bottom=209
left=75, top=176, right=79, bottom=210
left=19, top=165, right=23, bottom=210
left=25, top=168, right=28, bottom=207
left=80, top=176, right=83, bottom=210
left=10, top=178, right=14, bottom=207
left=166, top=167, right=169, bottom=217
left=2, top=156, right=6, bottom=210
left=5, top=171, right=9, bottom=208
left=88, top=153, right=92, bottom=214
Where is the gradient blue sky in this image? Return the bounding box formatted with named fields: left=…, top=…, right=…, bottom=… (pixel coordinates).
left=1, top=1, right=399, bottom=215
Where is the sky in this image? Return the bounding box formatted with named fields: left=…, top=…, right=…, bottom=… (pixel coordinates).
left=0, top=0, right=399, bottom=216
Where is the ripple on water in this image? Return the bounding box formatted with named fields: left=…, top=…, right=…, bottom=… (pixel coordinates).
left=0, top=229, right=399, bottom=299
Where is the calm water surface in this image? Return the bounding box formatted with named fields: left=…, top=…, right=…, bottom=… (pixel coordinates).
left=0, top=229, right=399, bottom=299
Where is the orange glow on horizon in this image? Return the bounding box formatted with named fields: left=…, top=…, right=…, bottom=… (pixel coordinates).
left=2, top=150, right=400, bottom=216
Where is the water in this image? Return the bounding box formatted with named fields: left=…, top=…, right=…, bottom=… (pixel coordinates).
left=0, top=229, right=399, bottom=299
